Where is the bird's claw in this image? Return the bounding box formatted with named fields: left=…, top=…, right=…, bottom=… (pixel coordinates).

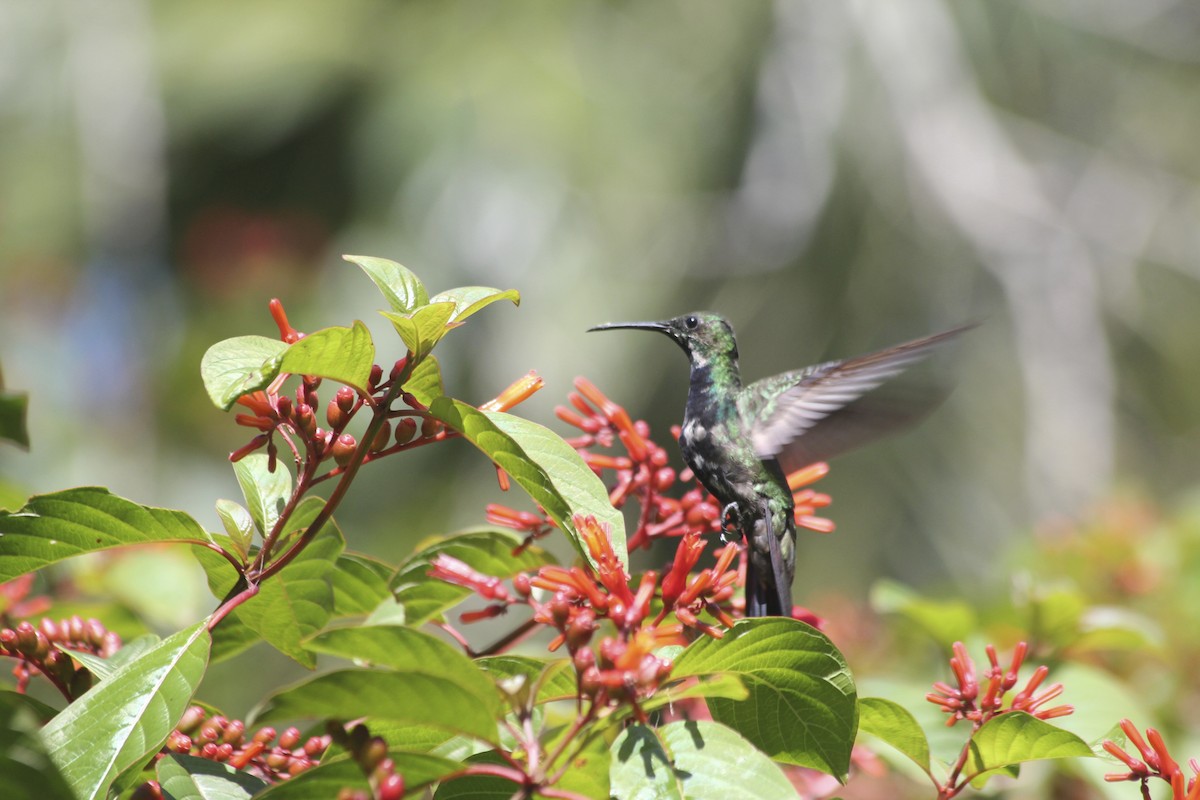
left=719, top=502, right=741, bottom=543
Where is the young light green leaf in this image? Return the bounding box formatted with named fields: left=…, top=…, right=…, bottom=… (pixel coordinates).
left=671, top=618, right=857, bottom=778
left=304, top=626, right=500, bottom=712
left=381, top=301, right=456, bottom=363
left=214, top=499, right=254, bottom=561
left=857, top=697, right=931, bottom=774
left=390, top=528, right=553, bottom=625
left=232, top=453, right=292, bottom=538
left=364, top=597, right=407, bottom=626
left=0, top=488, right=213, bottom=582
left=966, top=712, right=1093, bottom=778
left=429, top=287, right=520, bottom=324
left=255, top=669, right=501, bottom=744
left=0, top=692, right=74, bottom=800
left=640, top=673, right=749, bottom=715
left=69, top=634, right=160, bottom=683
left=0, top=388, right=30, bottom=449
left=200, top=335, right=288, bottom=411
left=254, top=751, right=460, bottom=799
left=279, top=321, right=375, bottom=395
left=429, top=400, right=626, bottom=570
left=406, top=354, right=445, bottom=407
left=344, top=254, right=429, bottom=313
left=610, top=721, right=798, bottom=800
left=156, top=753, right=266, bottom=800
left=41, top=622, right=212, bottom=800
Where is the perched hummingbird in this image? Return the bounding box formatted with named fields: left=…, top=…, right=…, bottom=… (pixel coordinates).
left=589, top=313, right=970, bottom=617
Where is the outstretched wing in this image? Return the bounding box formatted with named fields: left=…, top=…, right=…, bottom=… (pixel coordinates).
left=741, top=325, right=973, bottom=467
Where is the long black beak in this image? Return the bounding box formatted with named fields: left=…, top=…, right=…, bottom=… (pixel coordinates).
left=588, top=320, right=671, bottom=333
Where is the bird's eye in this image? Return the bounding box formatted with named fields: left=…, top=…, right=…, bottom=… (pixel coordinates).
left=684, top=316, right=699, bottom=330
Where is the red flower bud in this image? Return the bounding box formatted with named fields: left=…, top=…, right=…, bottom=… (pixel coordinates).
left=394, top=417, right=417, bottom=445
left=332, top=434, right=357, bottom=467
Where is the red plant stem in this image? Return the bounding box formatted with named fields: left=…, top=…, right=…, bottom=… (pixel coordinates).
left=208, top=582, right=259, bottom=631
left=544, top=702, right=599, bottom=783
left=256, top=368, right=412, bottom=583
left=475, top=618, right=541, bottom=658
left=186, top=540, right=245, bottom=575
left=308, top=428, right=460, bottom=487
left=938, top=722, right=983, bottom=799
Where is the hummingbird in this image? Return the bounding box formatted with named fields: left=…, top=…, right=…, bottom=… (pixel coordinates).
left=589, top=313, right=970, bottom=617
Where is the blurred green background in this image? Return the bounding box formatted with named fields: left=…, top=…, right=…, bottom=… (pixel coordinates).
left=2, top=0, right=1200, bottom=772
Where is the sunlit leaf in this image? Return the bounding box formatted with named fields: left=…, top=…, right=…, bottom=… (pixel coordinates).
left=966, top=712, right=1093, bottom=778
left=429, top=286, right=520, bottom=324
left=200, top=335, right=287, bottom=411
left=156, top=754, right=266, bottom=800
left=429, top=399, right=626, bottom=570
left=214, top=499, right=254, bottom=561
left=671, top=618, right=857, bottom=778
left=232, top=453, right=292, bottom=538
left=406, top=355, right=445, bottom=407
left=330, top=553, right=393, bottom=616
left=255, top=668, right=501, bottom=744
left=344, top=255, right=429, bottom=313
left=0, top=488, right=212, bottom=582
left=857, top=697, right=931, bottom=774
left=476, top=655, right=575, bottom=704
left=304, top=626, right=500, bottom=710
left=41, top=622, right=212, bottom=800
left=610, top=721, right=797, bottom=800
left=279, top=321, right=375, bottom=395
left=381, top=301, right=455, bottom=363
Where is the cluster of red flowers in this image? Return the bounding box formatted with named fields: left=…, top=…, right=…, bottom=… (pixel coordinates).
left=0, top=613, right=120, bottom=698
left=432, top=378, right=841, bottom=718
left=163, top=706, right=330, bottom=780
left=926, top=641, right=1072, bottom=726
left=1103, top=719, right=1200, bottom=799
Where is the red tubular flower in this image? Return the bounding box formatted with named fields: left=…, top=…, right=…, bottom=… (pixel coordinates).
left=426, top=555, right=511, bottom=602
left=268, top=298, right=302, bottom=343
left=574, top=515, right=632, bottom=603
left=479, top=371, right=544, bottom=412
left=661, top=532, right=706, bottom=609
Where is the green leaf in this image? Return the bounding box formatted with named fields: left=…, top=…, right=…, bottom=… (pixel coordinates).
left=429, top=286, right=520, bottom=324
left=381, top=301, right=456, bottom=363
left=550, top=725, right=610, bottom=799
left=41, top=622, right=212, bottom=800
left=330, top=552, right=394, bottom=616
left=344, top=254, right=429, bottom=313
left=200, top=335, right=287, bottom=411
left=69, top=634, right=160, bottom=683
left=406, top=355, right=445, bottom=407
left=429, top=400, right=626, bottom=570
left=198, top=498, right=342, bottom=667
left=0, top=488, right=212, bottom=582
left=279, top=321, right=375, bottom=395
left=255, top=669, right=501, bottom=743
left=0, top=389, right=29, bottom=449
left=156, top=753, right=266, bottom=800
left=966, top=712, right=1093, bottom=778
left=390, top=528, right=553, bottom=625
left=869, top=579, right=977, bottom=649
left=254, top=751, right=460, bottom=799
left=671, top=618, right=857, bottom=778
left=857, top=697, right=931, bottom=774
left=304, top=625, right=500, bottom=710
left=0, top=692, right=74, bottom=800
left=214, top=499, right=254, bottom=561
left=476, top=655, right=576, bottom=704
left=641, top=673, right=749, bottom=715
left=610, top=721, right=798, bottom=800
left=232, top=453, right=292, bottom=538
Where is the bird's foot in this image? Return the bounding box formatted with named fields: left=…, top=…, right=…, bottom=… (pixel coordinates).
left=719, top=502, right=741, bottom=542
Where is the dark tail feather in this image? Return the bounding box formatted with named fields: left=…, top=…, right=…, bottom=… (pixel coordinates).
left=744, top=504, right=792, bottom=618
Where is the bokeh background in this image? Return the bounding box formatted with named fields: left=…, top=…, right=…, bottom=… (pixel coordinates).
left=2, top=1, right=1200, bottom=794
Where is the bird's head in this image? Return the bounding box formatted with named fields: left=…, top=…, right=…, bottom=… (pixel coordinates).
left=589, top=311, right=738, bottom=365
